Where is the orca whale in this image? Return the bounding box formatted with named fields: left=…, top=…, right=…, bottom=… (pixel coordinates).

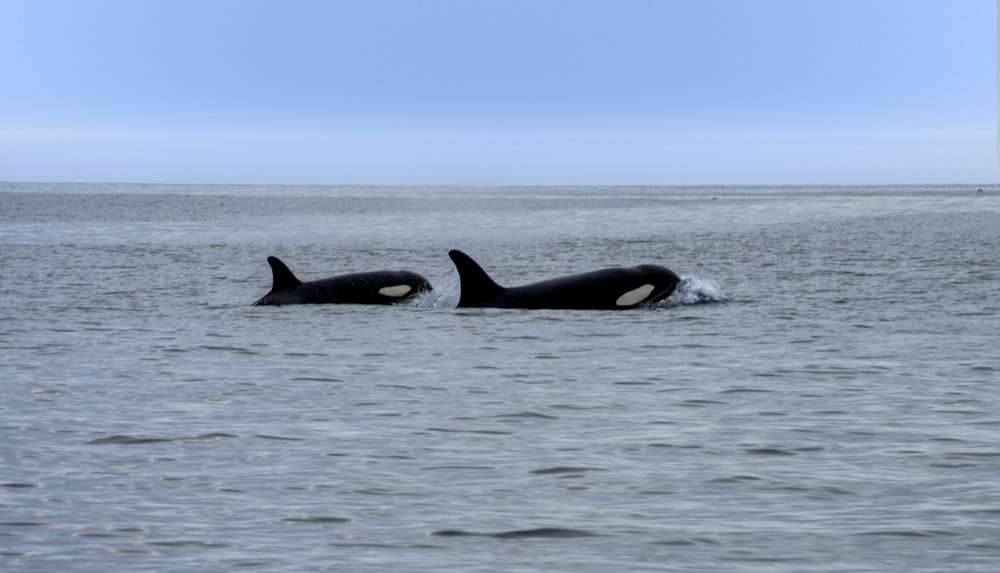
left=253, top=256, right=432, bottom=306
left=447, top=249, right=680, bottom=310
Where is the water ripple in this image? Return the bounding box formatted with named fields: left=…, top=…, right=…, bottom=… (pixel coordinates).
left=432, top=527, right=603, bottom=539
left=280, top=516, right=351, bottom=524
left=530, top=467, right=607, bottom=475
left=86, top=433, right=238, bottom=445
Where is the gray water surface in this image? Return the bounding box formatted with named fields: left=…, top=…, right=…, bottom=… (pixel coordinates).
left=2, top=183, right=999, bottom=572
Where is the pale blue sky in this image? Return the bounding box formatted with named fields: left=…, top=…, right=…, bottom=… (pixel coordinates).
left=1, top=0, right=995, bottom=185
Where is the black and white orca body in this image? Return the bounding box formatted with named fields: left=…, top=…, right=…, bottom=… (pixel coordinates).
left=448, top=250, right=680, bottom=310
left=253, top=256, right=432, bottom=306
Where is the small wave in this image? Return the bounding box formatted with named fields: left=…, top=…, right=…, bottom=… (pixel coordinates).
left=253, top=434, right=305, bottom=441
left=280, top=516, right=351, bottom=524
left=706, top=475, right=764, bottom=484
left=855, top=529, right=959, bottom=538
left=530, top=466, right=607, bottom=475
left=87, top=435, right=173, bottom=445
left=196, top=344, right=259, bottom=356
left=493, top=411, right=559, bottom=420
left=147, top=539, right=231, bottom=548
left=86, top=433, right=237, bottom=445
left=426, top=427, right=513, bottom=435
left=743, top=447, right=798, bottom=456
left=432, top=527, right=602, bottom=539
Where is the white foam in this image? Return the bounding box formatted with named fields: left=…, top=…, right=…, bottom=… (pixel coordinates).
left=402, top=279, right=461, bottom=309
left=659, top=276, right=726, bottom=307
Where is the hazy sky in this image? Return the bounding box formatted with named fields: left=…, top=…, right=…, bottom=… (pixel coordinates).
left=1, top=0, right=995, bottom=185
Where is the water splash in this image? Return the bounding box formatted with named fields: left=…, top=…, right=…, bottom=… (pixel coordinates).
left=406, top=278, right=460, bottom=309
left=659, top=276, right=726, bottom=307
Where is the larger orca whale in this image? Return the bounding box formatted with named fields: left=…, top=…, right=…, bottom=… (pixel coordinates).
left=448, top=249, right=680, bottom=310
left=253, top=256, right=432, bottom=306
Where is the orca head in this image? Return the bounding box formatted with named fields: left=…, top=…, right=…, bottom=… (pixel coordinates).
left=625, top=264, right=681, bottom=307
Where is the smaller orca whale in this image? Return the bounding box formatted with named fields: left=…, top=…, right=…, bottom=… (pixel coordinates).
left=448, top=249, right=680, bottom=310
left=253, top=256, right=432, bottom=306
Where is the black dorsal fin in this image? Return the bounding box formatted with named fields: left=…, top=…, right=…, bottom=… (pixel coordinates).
left=448, top=250, right=503, bottom=307
left=266, top=256, right=303, bottom=293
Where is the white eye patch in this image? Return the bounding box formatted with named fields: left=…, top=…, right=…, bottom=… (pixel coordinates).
left=378, top=284, right=413, bottom=297
left=615, top=284, right=655, bottom=307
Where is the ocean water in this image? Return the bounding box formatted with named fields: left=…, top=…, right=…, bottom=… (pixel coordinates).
left=1, top=182, right=998, bottom=572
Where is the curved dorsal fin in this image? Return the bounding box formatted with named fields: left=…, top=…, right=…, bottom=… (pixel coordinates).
left=266, top=256, right=303, bottom=293
left=448, top=250, right=503, bottom=307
